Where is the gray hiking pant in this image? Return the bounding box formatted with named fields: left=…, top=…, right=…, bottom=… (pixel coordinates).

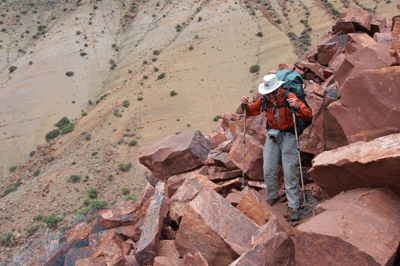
left=263, top=132, right=300, bottom=209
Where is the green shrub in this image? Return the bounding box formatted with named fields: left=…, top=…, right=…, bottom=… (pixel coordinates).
left=158, top=73, right=166, bottom=79
left=85, top=134, right=91, bottom=140
left=153, top=50, right=160, bottom=55
left=34, top=215, right=43, bottom=221
left=0, top=232, right=12, bottom=247
left=143, top=75, right=148, bottom=79
left=65, top=71, right=74, bottom=77
left=275, top=19, right=281, bottom=24
left=213, top=115, right=222, bottom=122
left=76, top=30, right=81, bottom=35
left=91, top=200, right=107, bottom=209
left=29, top=61, right=33, bottom=65
left=170, top=90, right=178, bottom=96
left=137, top=97, right=143, bottom=101
left=9, top=166, right=18, bottom=173
left=33, top=169, right=40, bottom=177
left=107, top=175, right=113, bottom=181
left=122, top=188, right=130, bottom=195
left=47, top=156, right=55, bottom=162
left=80, top=52, right=87, bottom=56
left=256, top=32, right=263, bottom=37
left=8, top=66, right=17, bottom=73
left=125, top=194, right=137, bottom=201
left=88, top=187, right=98, bottom=198
left=32, top=34, right=38, bottom=39
left=92, top=151, right=98, bottom=156
left=154, top=67, right=159, bottom=72
left=56, top=116, right=70, bottom=129
left=83, top=198, right=90, bottom=206
left=152, top=58, right=158, bottom=62
left=25, top=225, right=39, bottom=236
left=68, top=175, right=81, bottom=183
left=129, top=140, right=137, bottom=146
left=93, top=5, right=98, bottom=9
left=250, top=65, right=260, bottom=73
left=4, top=182, right=21, bottom=195
left=61, top=123, right=74, bottom=134
left=1, top=28, right=6, bottom=32
left=122, top=100, right=129, bottom=107
left=29, top=151, right=36, bottom=157
left=81, top=112, right=87, bottom=116
left=119, top=163, right=132, bottom=172
left=42, top=214, right=63, bottom=228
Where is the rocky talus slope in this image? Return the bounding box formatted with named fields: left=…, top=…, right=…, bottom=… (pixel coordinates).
left=1, top=1, right=400, bottom=265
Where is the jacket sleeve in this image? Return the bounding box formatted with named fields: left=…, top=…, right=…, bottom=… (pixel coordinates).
left=242, top=98, right=262, bottom=117
left=288, top=93, right=312, bottom=122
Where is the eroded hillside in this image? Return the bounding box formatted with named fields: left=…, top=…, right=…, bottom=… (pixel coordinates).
left=0, top=0, right=399, bottom=261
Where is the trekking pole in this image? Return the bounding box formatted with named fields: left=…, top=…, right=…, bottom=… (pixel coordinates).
left=242, top=104, right=247, bottom=189
left=290, top=107, right=307, bottom=203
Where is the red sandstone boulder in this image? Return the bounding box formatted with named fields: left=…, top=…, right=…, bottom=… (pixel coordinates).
left=169, top=174, right=221, bottom=223
left=158, top=240, right=180, bottom=258
left=236, top=188, right=271, bottom=227
left=300, top=61, right=327, bottom=81
left=295, top=188, right=400, bottom=266
left=93, top=232, right=130, bottom=266
left=334, top=7, right=372, bottom=33
left=175, top=187, right=260, bottom=265
left=154, top=257, right=184, bottom=266
left=139, top=130, right=211, bottom=181
left=64, top=222, right=94, bottom=241
left=100, top=199, right=150, bottom=229
left=167, top=167, right=208, bottom=198
left=229, top=232, right=295, bottom=266
left=390, top=16, right=400, bottom=65
left=334, top=41, right=394, bottom=96
left=205, top=132, right=227, bottom=149
left=329, top=66, right=400, bottom=144
left=229, top=114, right=266, bottom=143
left=317, top=42, right=339, bottom=66
left=229, top=134, right=264, bottom=180
left=136, top=182, right=169, bottom=265
left=374, top=32, right=392, bottom=44
left=370, top=14, right=386, bottom=37
left=138, top=183, right=155, bottom=206
left=345, top=33, right=376, bottom=55
left=75, top=257, right=107, bottom=266
left=309, top=133, right=400, bottom=197
left=183, top=252, right=209, bottom=266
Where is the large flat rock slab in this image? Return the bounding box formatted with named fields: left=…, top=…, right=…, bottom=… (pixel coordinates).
left=309, top=133, right=400, bottom=197
left=136, top=182, right=169, bottom=265
left=175, top=187, right=259, bottom=266
left=229, top=232, right=295, bottom=266
left=295, top=188, right=400, bottom=266
left=139, top=130, right=211, bottom=181
left=229, top=134, right=264, bottom=180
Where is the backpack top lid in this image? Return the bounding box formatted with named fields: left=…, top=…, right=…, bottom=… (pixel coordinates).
left=275, top=69, right=306, bottom=103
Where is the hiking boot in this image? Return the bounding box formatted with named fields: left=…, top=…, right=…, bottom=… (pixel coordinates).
left=267, top=196, right=281, bottom=207
left=290, top=208, right=300, bottom=221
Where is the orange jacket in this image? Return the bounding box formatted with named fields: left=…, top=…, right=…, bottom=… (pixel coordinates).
left=245, top=88, right=312, bottom=131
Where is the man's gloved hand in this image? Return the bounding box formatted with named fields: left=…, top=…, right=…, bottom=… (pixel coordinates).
left=287, top=98, right=300, bottom=110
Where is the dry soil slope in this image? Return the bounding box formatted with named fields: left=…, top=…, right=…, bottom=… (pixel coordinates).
left=0, top=0, right=399, bottom=253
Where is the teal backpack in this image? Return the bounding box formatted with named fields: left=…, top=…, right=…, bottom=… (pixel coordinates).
left=261, top=68, right=312, bottom=135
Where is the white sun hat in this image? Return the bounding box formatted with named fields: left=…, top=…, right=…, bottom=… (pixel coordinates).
left=258, top=74, right=283, bottom=95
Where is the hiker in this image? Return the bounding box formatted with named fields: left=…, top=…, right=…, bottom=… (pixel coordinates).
left=241, top=73, right=312, bottom=221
